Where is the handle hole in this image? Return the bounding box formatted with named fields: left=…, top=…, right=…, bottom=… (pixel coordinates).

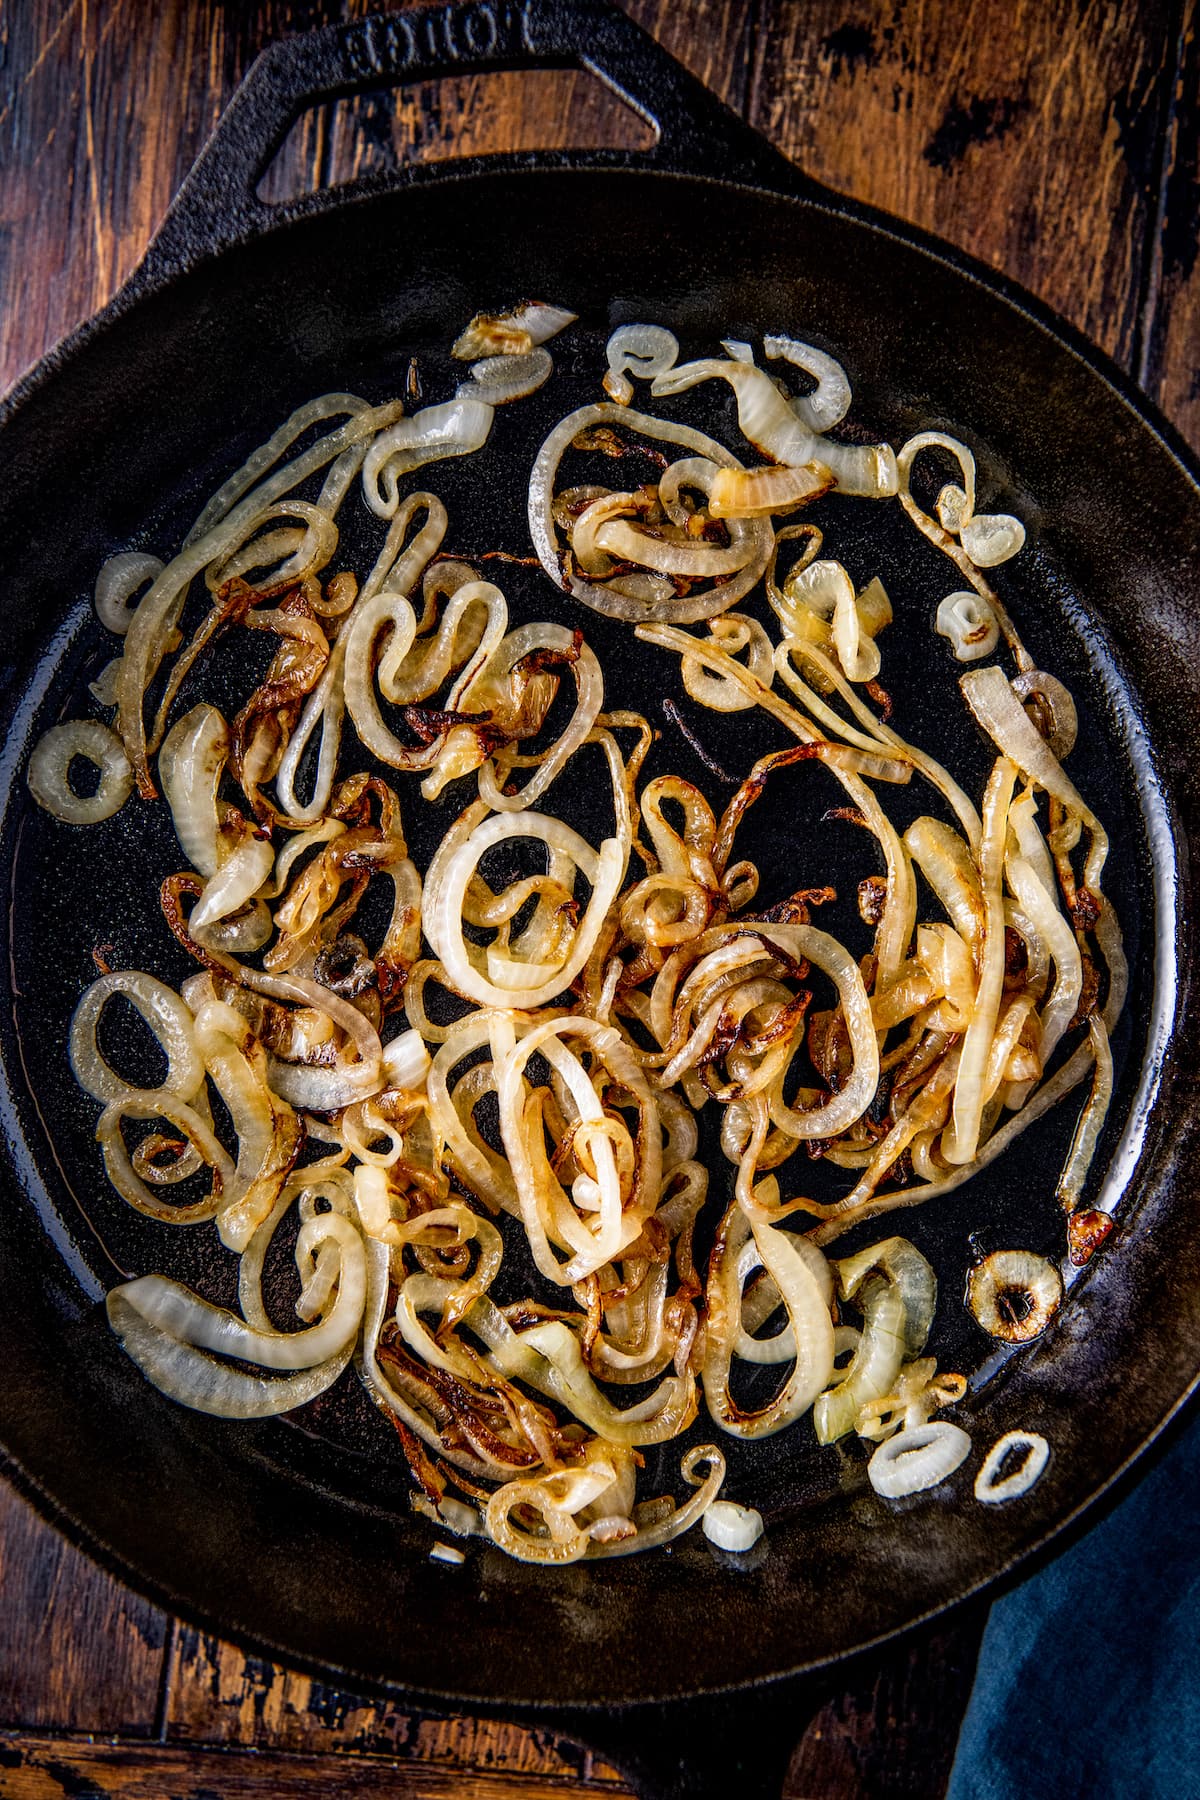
left=258, top=68, right=657, bottom=204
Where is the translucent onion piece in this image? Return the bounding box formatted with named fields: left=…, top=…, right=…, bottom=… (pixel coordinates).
left=651, top=354, right=819, bottom=465
left=763, top=334, right=852, bottom=432
left=191, top=831, right=275, bottom=935
left=97, top=1092, right=232, bottom=1224
left=425, top=810, right=627, bottom=1011
left=1011, top=670, right=1078, bottom=761
left=936, top=591, right=999, bottom=662
left=974, top=1430, right=1050, bottom=1503
left=108, top=1288, right=353, bottom=1418
left=756, top=924, right=880, bottom=1140
left=868, top=1421, right=971, bottom=1497
left=70, top=971, right=205, bottom=1104
left=383, top=1029, right=431, bottom=1091
left=652, top=352, right=897, bottom=495
left=27, top=720, right=132, bottom=824
left=960, top=666, right=1100, bottom=837
left=703, top=1500, right=764, bottom=1551
left=491, top=1011, right=662, bottom=1284
left=1057, top=1014, right=1113, bottom=1210
left=110, top=1213, right=364, bottom=1369
left=814, top=1277, right=907, bottom=1446
left=460, top=347, right=552, bottom=406
left=95, top=552, right=164, bottom=636
left=704, top=1201, right=836, bottom=1439
left=943, top=756, right=1016, bottom=1165
left=159, top=705, right=228, bottom=876
left=602, top=324, right=679, bottom=405
left=529, top=402, right=771, bottom=623
left=591, top=1446, right=725, bottom=1558
left=184, top=392, right=371, bottom=545
left=707, top=462, right=832, bottom=519
left=362, top=399, right=494, bottom=518
left=453, top=302, right=575, bottom=359
left=680, top=614, right=775, bottom=712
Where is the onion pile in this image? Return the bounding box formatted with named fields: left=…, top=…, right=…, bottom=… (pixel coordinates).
left=28, top=308, right=1123, bottom=1559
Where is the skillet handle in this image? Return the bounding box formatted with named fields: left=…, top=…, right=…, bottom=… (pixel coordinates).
left=136, top=0, right=804, bottom=287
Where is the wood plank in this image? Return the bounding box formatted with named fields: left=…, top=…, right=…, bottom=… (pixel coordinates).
left=785, top=1613, right=988, bottom=1799
left=0, top=0, right=348, bottom=396
left=164, top=1626, right=606, bottom=1783
left=746, top=0, right=1176, bottom=372
left=1140, top=0, right=1200, bottom=454
left=0, top=1733, right=633, bottom=1798
left=0, top=1475, right=166, bottom=1736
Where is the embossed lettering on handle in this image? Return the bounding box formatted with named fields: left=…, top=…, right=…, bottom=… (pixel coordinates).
left=344, top=2, right=529, bottom=81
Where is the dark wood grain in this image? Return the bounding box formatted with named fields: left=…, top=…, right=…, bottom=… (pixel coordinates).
left=1141, top=0, right=1200, bottom=443
left=0, top=2, right=1195, bottom=1797
left=0, top=1733, right=628, bottom=1797
left=745, top=0, right=1179, bottom=375
left=0, top=1478, right=166, bottom=1737
left=164, top=1626, right=616, bottom=1785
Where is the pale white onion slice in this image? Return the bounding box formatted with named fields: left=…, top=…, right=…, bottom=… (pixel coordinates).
left=974, top=1430, right=1050, bottom=1503
left=960, top=511, right=1025, bottom=566
left=703, top=1499, right=764, bottom=1551
left=95, top=552, right=165, bottom=636
left=27, top=720, right=132, bottom=824
left=190, top=836, right=275, bottom=935
left=868, top=1421, right=971, bottom=1497
left=681, top=614, right=774, bottom=712
left=362, top=399, right=494, bottom=518
left=110, top=1213, right=364, bottom=1369
left=107, top=1289, right=354, bottom=1418
left=602, top=323, right=679, bottom=405
left=159, top=705, right=227, bottom=876
left=936, top=591, right=999, bottom=662
left=383, top=1029, right=431, bottom=1091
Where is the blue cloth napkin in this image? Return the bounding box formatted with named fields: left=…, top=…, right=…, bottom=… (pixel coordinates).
left=947, top=1403, right=1200, bottom=1800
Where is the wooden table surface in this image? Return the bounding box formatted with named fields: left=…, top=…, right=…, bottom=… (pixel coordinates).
left=1, top=1, right=1197, bottom=1795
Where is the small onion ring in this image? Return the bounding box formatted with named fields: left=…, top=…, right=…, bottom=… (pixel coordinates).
left=974, top=1430, right=1050, bottom=1503
left=868, top=1421, right=972, bottom=1498
left=27, top=720, right=132, bottom=824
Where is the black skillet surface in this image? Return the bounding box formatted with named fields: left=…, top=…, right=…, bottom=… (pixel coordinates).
left=0, top=5, right=1198, bottom=1796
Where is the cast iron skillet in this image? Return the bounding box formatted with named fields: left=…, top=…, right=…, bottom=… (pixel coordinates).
left=1, top=4, right=1198, bottom=1794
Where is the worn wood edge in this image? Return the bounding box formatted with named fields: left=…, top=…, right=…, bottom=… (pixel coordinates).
left=0, top=1474, right=167, bottom=1739
left=0, top=1731, right=633, bottom=1798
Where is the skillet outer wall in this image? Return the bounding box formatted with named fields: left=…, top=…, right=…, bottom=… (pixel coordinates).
left=0, top=164, right=1197, bottom=1709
